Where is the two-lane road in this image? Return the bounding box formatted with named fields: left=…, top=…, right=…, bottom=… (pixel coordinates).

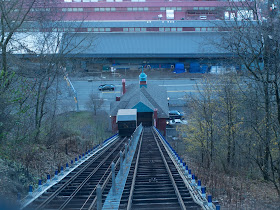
left=69, top=78, right=202, bottom=112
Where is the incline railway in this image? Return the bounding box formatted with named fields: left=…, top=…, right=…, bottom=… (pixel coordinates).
left=119, top=127, right=200, bottom=209
left=21, top=125, right=220, bottom=210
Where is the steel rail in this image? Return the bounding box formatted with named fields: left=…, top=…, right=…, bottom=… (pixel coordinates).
left=88, top=127, right=143, bottom=210
left=57, top=137, right=127, bottom=210
left=152, top=130, right=187, bottom=210
left=81, top=147, right=122, bottom=210
left=33, top=136, right=125, bottom=210
left=153, top=127, right=205, bottom=209
left=127, top=132, right=143, bottom=210
left=86, top=157, right=120, bottom=210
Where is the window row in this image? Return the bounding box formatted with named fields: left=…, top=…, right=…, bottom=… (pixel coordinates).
left=17, top=27, right=220, bottom=32
left=193, top=7, right=216, bottom=11
left=30, top=8, right=51, bottom=12
left=160, top=7, right=182, bottom=11
left=62, top=8, right=84, bottom=12
left=194, top=27, right=219, bottom=32
left=159, top=27, right=182, bottom=32
left=127, top=7, right=149, bottom=11
left=60, top=7, right=226, bottom=13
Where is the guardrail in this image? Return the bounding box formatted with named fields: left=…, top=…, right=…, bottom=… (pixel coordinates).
left=100, top=123, right=143, bottom=210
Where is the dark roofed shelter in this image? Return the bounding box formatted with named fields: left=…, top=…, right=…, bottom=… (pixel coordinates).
left=110, top=69, right=169, bottom=135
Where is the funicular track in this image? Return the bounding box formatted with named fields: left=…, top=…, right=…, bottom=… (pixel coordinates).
left=24, top=136, right=127, bottom=210
left=120, top=127, right=201, bottom=210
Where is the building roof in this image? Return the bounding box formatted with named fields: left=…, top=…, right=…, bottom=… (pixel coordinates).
left=110, top=83, right=169, bottom=118
left=21, top=20, right=232, bottom=29
left=117, top=109, right=137, bottom=122
left=62, top=32, right=231, bottom=58
left=3, top=32, right=61, bottom=55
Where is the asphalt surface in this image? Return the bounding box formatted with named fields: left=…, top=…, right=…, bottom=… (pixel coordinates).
left=59, top=69, right=205, bottom=137
left=75, top=69, right=204, bottom=81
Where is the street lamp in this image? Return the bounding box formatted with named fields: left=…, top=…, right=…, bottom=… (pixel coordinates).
left=167, top=97, right=170, bottom=106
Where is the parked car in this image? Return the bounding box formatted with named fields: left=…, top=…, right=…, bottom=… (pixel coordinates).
left=98, top=84, right=115, bottom=91
left=167, top=119, right=188, bottom=125
left=169, top=110, right=183, bottom=119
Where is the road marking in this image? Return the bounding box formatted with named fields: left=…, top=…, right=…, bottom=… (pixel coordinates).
left=159, top=84, right=202, bottom=87
left=167, top=90, right=200, bottom=93
left=100, top=90, right=198, bottom=93
left=101, top=91, right=121, bottom=93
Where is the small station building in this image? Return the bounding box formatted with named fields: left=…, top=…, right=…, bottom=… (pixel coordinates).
left=110, top=71, right=169, bottom=136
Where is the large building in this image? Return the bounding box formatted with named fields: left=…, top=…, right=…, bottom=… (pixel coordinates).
left=13, top=0, right=257, bottom=72
left=29, top=0, right=254, bottom=22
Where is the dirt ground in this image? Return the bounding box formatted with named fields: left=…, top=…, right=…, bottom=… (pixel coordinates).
left=183, top=155, right=280, bottom=210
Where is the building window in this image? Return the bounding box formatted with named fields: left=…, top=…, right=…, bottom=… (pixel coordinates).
left=105, top=28, right=110, bottom=32
left=138, top=7, right=143, bottom=11
left=135, top=28, right=140, bottom=32
left=133, top=8, right=137, bottom=11
left=65, top=28, right=75, bottom=32
left=100, top=8, right=105, bottom=12
left=201, top=27, right=206, bottom=31
left=78, top=8, right=83, bottom=11
left=141, top=28, right=146, bottom=31
left=88, top=28, right=93, bottom=32
left=115, top=0, right=122, bottom=2
left=64, top=0, right=72, bottom=2
left=195, top=28, right=200, bottom=31
left=111, top=8, right=116, bottom=11
left=165, top=28, right=170, bottom=31
left=107, top=0, right=114, bottom=1
left=177, top=27, right=182, bottom=31
left=144, top=7, right=148, bottom=11
left=94, top=8, right=99, bottom=11
left=123, top=28, right=128, bottom=32
left=83, top=0, right=90, bottom=2
left=62, top=8, right=67, bottom=12
left=127, top=7, right=132, bottom=11
left=177, top=7, right=182, bottom=11
left=106, top=8, right=110, bottom=11
left=171, top=28, right=176, bottom=32
left=193, top=7, right=198, bottom=10
left=67, top=8, right=72, bottom=12
left=159, top=28, right=164, bottom=32
left=73, top=8, right=78, bottom=12
left=129, top=28, right=134, bottom=32
left=160, top=7, right=165, bottom=11
left=94, top=28, right=98, bottom=32
left=74, top=0, right=81, bottom=2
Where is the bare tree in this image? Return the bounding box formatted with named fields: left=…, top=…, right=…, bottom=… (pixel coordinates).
left=86, top=93, right=104, bottom=116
